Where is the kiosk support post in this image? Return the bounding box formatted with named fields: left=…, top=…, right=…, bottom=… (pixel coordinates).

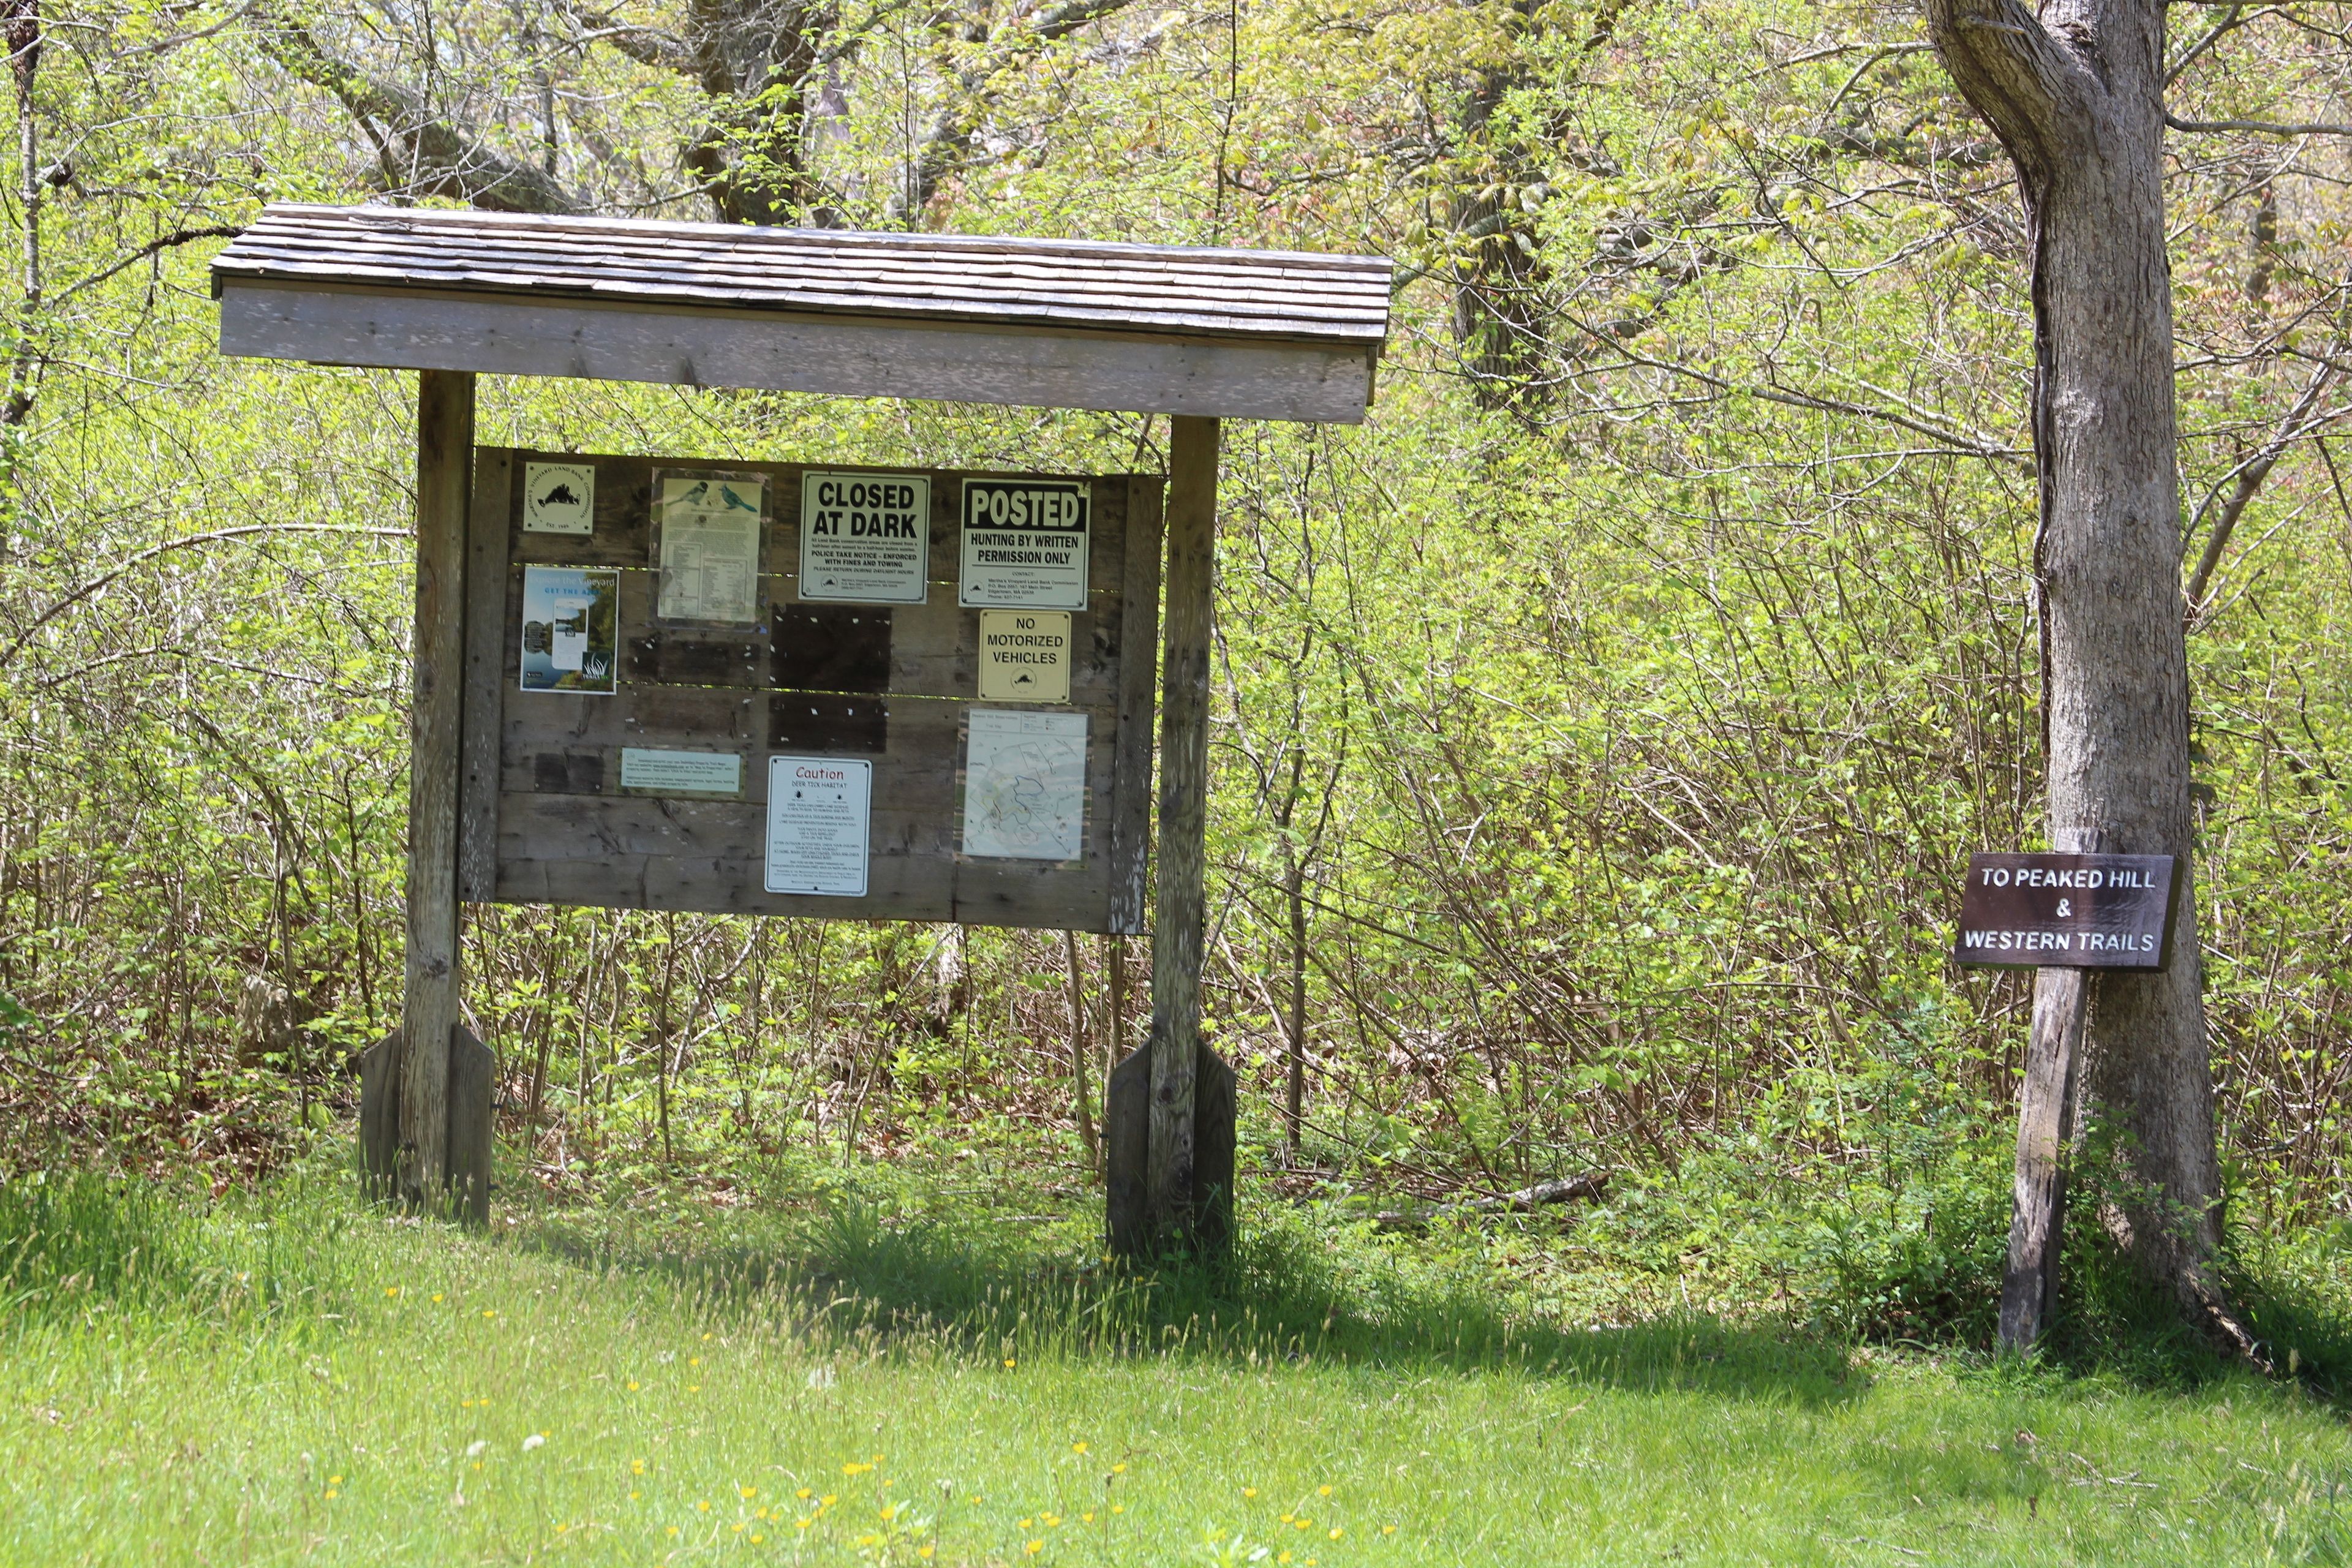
left=1147, top=415, right=1219, bottom=1246
left=399, top=368, right=475, bottom=1210
left=1999, top=967, right=2090, bottom=1349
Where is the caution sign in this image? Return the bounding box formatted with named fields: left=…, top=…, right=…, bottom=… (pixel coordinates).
left=978, top=610, right=1072, bottom=703
left=959, top=478, right=1090, bottom=609
left=799, top=471, right=930, bottom=604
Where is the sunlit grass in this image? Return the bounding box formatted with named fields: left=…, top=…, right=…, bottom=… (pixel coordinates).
left=2, top=1166, right=2349, bottom=1566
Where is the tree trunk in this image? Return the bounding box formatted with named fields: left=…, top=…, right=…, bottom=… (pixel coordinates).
left=1924, top=0, right=2241, bottom=1346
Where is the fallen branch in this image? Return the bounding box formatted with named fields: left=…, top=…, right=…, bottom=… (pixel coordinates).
left=1372, top=1171, right=1607, bottom=1232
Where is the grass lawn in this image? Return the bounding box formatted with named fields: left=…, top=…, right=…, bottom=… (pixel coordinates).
left=4, top=1164, right=2350, bottom=1566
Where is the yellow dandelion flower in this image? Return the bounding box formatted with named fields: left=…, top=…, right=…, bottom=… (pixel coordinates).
left=627, top=1380, right=640, bottom=1392
left=667, top=1526, right=680, bottom=1537
left=1281, top=1514, right=1295, bottom=1525
left=797, top=1488, right=813, bottom=1500
left=1025, top=1542, right=1042, bottom=1556
left=1072, top=1442, right=1088, bottom=1455
left=1004, top=1358, right=1017, bottom=1368
left=1018, top=1518, right=1033, bottom=1530
left=385, top=1286, right=399, bottom=1297
left=751, top=1534, right=764, bottom=1544
left=821, top=1494, right=838, bottom=1507
left=1295, top=1518, right=1312, bottom=1531
left=741, top=1485, right=758, bottom=1499
left=631, top=1460, right=646, bottom=1475
left=919, top=1548, right=935, bottom=1560
left=1082, top=1512, right=1095, bottom=1524
left=870, top=1453, right=883, bottom=1463
left=631, top=1490, right=642, bottom=1501
left=1382, top=1524, right=1398, bottom=1536
left=329, top=1476, right=343, bottom=1486
left=756, top=1506, right=770, bottom=1520
left=1110, top=1504, right=1125, bottom=1515
left=796, top=1517, right=812, bottom=1531
left=431, top=1293, right=443, bottom=1303
left=1317, top=1486, right=1333, bottom=1498
left=323, top=1489, right=339, bottom=1501
left=1111, top=1463, right=1127, bottom=1475
left=702, top=1332, right=712, bottom=1340
left=1330, top=1527, right=1343, bottom=1539
left=690, top=1356, right=701, bottom=1367
left=698, top=1500, right=712, bottom=1513
left=556, top=1523, right=569, bottom=1534
left=1243, top=1488, right=1257, bottom=1498
left=688, top=1384, right=702, bottom=1392
left=483, top=1310, right=496, bottom=1318
left=1278, top=1554, right=1292, bottom=1565
left=731, top=1522, right=745, bottom=1534
left=1044, top=1514, right=1061, bottom=1528
left=880, top=1504, right=897, bottom=1521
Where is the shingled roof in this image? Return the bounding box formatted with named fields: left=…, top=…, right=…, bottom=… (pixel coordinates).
left=213, top=204, right=1394, bottom=422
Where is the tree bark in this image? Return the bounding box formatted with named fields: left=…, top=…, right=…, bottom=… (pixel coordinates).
left=1924, top=0, right=2240, bottom=1346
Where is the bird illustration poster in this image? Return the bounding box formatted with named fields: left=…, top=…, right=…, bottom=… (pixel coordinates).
left=654, top=470, right=766, bottom=624
left=518, top=566, right=619, bottom=694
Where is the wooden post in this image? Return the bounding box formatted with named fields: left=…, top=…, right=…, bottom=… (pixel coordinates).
left=1146, top=415, right=1219, bottom=1247
left=1999, top=967, right=2091, bottom=1349
left=399, top=368, right=475, bottom=1210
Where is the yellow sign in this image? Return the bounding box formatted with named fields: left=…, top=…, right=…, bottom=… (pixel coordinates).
left=977, top=610, right=1072, bottom=703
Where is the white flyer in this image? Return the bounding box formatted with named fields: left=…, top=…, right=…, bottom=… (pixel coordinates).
left=657, top=473, right=765, bottom=624
left=960, top=708, right=1088, bottom=862
left=799, top=471, right=930, bottom=604
left=764, top=755, right=872, bottom=896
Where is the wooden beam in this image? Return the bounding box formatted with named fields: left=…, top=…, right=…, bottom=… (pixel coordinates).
left=1999, top=967, right=2091, bottom=1349
left=458, top=446, right=511, bottom=902
left=1147, top=415, right=1219, bottom=1246
left=400, top=368, right=474, bottom=1210
left=1109, top=475, right=1166, bottom=935
left=217, top=282, right=1379, bottom=424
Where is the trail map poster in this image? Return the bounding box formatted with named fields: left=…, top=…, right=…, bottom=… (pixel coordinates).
left=959, top=478, right=1090, bottom=609
left=960, top=708, right=1088, bottom=862
left=518, top=565, right=619, bottom=694
left=655, top=471, right=766, bottom=624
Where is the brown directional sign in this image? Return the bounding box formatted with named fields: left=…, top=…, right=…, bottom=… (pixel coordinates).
left=1953, top=853, right=2179, bottom=970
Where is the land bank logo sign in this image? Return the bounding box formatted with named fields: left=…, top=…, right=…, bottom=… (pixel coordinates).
left=959, top=478, right=1090, bottom=611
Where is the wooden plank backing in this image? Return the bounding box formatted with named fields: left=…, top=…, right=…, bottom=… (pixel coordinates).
left=483, top=448, right=1164, bottom=933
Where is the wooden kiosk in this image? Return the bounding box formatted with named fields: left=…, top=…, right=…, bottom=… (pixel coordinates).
left=210, top=205, right=1390, bottom=1251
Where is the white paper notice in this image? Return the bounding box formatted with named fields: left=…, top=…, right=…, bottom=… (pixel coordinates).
left=620, top=748, right=743, bottom=797
left=799, top=471, right=930, bottom=604
left=658, top=475, right=764, bottom=624
left=961, top=709, right=1088, bottom=862
left=764, top=756, right=872, bottom=896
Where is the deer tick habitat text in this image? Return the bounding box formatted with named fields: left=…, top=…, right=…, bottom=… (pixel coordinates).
left=1952, top=851, right=2179, bottom=970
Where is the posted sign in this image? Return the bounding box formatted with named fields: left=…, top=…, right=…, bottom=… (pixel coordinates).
left=1953, top=852, right=2179, bottom=970
left=960, top=478, right=1090, bottom=609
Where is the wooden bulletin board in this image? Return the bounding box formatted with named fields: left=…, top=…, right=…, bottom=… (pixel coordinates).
left=456, top=449, right=1165, bottom=933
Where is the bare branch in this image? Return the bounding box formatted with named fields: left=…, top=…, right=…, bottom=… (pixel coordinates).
left=2165, top=111, right=2352, bottom=137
